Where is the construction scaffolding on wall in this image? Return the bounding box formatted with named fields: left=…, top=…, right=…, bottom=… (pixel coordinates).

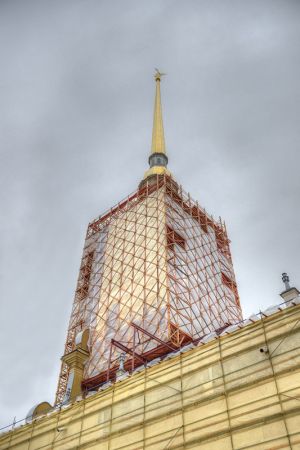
left=55, top=174, right=242, bottom=404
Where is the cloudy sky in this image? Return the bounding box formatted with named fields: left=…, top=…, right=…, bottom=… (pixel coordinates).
left=0, top=0, right=299, bottom=428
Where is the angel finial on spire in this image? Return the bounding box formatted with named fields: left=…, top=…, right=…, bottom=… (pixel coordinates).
left=154, top=68, right=166, bottom=81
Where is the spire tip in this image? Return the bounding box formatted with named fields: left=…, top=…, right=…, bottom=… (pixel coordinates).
left=154, top=68, right=166, bottom=82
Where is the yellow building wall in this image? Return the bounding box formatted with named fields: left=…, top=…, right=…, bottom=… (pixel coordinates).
left=1, top=303, right=300, bottom=450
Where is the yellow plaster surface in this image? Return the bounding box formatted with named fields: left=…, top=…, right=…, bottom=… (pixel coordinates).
left=1, top=303, right=300, bottom=449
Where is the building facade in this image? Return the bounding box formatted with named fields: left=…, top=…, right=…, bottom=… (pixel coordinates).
left=1, top=301, right=300, bottom=449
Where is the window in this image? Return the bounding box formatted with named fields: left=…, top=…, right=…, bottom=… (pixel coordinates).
left=166, top=225, right=186, bottom=250
left=76, top=251, right=94, bottom=300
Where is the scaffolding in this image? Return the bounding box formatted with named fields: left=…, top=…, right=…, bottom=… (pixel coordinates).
left=55, top=174, right=242, bottom=404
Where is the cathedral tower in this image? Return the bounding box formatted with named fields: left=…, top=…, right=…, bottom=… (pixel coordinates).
left=55, top=72, right=242, bottom=404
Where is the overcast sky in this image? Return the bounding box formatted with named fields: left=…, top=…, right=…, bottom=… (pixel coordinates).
left=0, top=0, right=299, bottom=428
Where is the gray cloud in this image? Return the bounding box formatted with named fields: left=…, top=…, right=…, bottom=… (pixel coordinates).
left=0, top=0, right=299, bottom=427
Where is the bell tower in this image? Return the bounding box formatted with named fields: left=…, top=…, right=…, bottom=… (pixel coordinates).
left=55, top=72, right=242, bottom=404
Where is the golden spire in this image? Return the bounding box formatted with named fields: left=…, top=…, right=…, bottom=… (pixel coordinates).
left=143, top=69, right=171, bottom=180
left=151, top=69, right=166, bottom=154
